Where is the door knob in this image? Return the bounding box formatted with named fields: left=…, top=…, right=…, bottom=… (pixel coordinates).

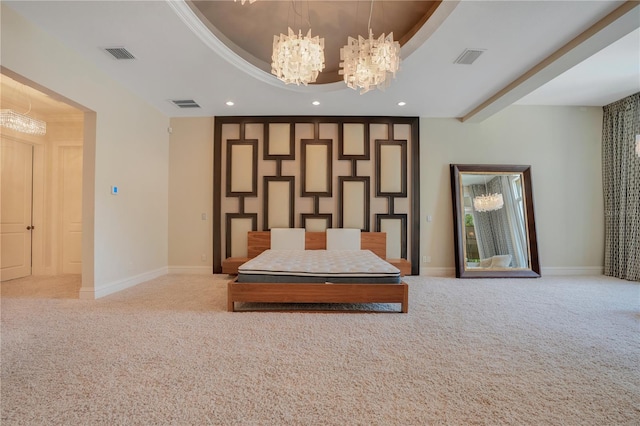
left=26, top=225, right=34, bottom=230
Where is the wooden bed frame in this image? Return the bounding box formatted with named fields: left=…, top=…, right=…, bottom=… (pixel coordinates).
left=227, top=231, right=408, bottom=313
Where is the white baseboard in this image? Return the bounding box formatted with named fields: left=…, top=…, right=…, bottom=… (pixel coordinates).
left=541, top=266, right=603, bottom=276
left=168, top=266, right=213, bottom=274
left=415, top=266, right=603, bottom=278
left=80, top=267, right=168, bottom=300
left=419, top=266, right=456, bottom=277
left=79, top=286, right=96, bottom=300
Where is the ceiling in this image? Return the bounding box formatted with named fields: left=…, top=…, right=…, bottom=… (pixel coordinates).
left=3, top=0, right=639, bottom=121
left=191, top=0, right=441, bottom=84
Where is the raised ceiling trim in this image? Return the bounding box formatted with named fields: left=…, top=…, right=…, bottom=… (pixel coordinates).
left=169, top=0, right=453, bottom=93
left=168, top=0, right=342, bottom=93
left=399, top=0, right=459, bottom=59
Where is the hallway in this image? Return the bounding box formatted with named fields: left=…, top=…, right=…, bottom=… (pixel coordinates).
left=0, top=275, right=80, bottom=299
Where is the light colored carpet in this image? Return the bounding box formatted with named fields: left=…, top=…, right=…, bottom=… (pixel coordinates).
left=1, top=274, right=638, bottom=425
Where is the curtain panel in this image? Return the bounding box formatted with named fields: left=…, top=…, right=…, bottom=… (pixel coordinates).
left=469, top=184, right=497, bottom=260
left=486, top=178, right=516, bottom=265
left=498, top=176, right=528, bottom=268
left=602, top=92, right=639, bottom=281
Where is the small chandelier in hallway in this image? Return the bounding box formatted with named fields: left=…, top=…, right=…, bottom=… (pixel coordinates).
left=0, top=109, right=46, bottom=135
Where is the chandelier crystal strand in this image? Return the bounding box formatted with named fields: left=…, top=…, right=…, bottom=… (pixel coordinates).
left=0, top=109, right=47, bottom=135
left=339, top=29, right=400, bottom=94
left=473, top=193, right=504, bottom=212
left=271, top=28, right=325, bottom=86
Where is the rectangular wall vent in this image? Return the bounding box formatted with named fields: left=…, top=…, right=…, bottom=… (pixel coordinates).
left=104, top=47, right=136, bottom=60
left=454, top=49, right=486, bottom=65
left=171, top=99, right=201, bottom=109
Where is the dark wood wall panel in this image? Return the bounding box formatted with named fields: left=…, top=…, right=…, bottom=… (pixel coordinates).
left=214, top=116, right=420, bottom=275
left=226, top=139, right=258, bottom=197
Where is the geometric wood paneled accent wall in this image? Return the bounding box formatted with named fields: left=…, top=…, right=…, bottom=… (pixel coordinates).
left=214, top=116, right=420, bottom=274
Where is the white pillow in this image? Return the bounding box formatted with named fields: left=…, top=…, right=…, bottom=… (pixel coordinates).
left=326, top=228, right=361, bottom=250
left=270, top=228, right=305, bottom=250
left=479, top=258, right=492, bottom=268
left=491, top=255, right=512, bottom=268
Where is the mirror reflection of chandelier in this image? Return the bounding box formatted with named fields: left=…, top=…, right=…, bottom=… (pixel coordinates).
left=473, top=193, right=504, bottom=212
left=473, top=176, right=504, bottom=212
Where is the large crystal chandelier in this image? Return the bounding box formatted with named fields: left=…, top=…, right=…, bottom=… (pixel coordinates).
left=271, top=28, right=325, bottom=86
left=0, top=109, right=46, bottom=135
left=473, top=193, right=504, bottom=212
left=339, top=0, right=401, bottom=94
left=339, top=30, right=400, bottom=94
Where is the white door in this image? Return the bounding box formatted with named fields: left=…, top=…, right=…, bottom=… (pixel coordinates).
left=60, top=146, right=82, bottom=274
left=1, top=138, right=33, bottom=281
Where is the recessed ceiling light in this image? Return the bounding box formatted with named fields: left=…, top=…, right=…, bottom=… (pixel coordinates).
left=397, top=101, right=406, bottom=106
left=312, top=101, right=320, bottom=106
left=226, top=101, right=234, bottom=106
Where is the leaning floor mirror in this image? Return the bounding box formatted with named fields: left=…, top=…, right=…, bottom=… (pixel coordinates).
left=450, top=164, right=540, bottom=278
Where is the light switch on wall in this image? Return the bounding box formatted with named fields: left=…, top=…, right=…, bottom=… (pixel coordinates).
left=111, top=186, right=118, bottom=195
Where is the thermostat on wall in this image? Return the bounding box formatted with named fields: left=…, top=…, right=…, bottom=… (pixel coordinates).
left=111, top=186, right=119, bottom=195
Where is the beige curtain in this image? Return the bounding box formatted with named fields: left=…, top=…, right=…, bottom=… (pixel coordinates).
left=602, top=92, right=639, bottom=281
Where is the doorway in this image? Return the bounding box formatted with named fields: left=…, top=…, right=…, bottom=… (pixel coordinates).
left=0, top=73, right=84, bottom=284
left=0, top=139, right=33, bottom=280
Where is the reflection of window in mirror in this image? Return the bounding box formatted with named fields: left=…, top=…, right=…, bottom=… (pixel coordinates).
left=464, top=213, right=480, bottom=266
left=462, top=187, right=480, bottom=266
left=512, top=176, right=525, bottom=223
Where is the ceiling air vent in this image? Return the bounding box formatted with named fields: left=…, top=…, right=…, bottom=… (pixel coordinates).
left=171, top=99, right=201, bottom=109
left=104, top=47, right=136, bottom=60
left=454, top=49, right=486, bottom=65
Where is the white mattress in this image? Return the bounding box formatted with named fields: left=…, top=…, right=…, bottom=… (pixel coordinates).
left=238, top=249, right=400, bottom=279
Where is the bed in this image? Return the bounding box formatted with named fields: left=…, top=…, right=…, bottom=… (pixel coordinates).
left=227, top=229, right=409, bottom=313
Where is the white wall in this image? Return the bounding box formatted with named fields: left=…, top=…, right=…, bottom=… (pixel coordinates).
left=421, top=106, right=604, bottom=275
left=168, top=106, right=605, bottom=276
left=2, top=4, right=170, bottom=297
left=168, top=117, right=214, bottom=272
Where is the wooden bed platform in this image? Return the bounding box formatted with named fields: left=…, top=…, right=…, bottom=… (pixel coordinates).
left=228, top=280, right=408, bottom=313
left=227, top=231, right=409, bottom=313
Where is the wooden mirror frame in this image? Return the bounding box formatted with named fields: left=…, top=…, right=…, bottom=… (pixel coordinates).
left=450, top=164, right=541, bottom=278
